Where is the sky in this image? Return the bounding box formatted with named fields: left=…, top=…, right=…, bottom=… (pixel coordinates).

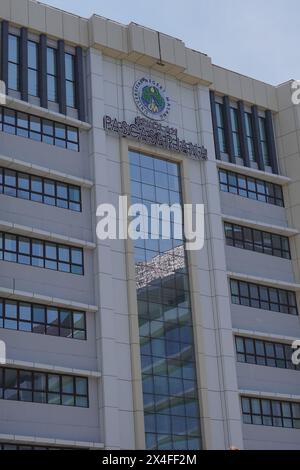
left=41, top=0, right=298, bottom=86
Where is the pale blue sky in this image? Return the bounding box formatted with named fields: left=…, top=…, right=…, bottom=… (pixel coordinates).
left=41, top=0, right=297, bottom=85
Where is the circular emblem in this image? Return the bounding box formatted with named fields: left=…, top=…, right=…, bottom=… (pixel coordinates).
left=133, top=78, right=171, bottom=121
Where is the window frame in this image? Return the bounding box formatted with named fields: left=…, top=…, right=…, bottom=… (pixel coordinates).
left=215, top=102, right=227, bottom=154
left=0, top=367, right=89, bottom=408
left=244, top=112, right=256, bottom=162
left=47, top=47, right=58, bottom=103
left=224, top=222, right=291, bottom=259
left=0, top=232, right=84, bottom=276
left=230, top=279, right=298, bottom=315
left=0, top=166, right=82, bottom=212
left=0, top=298, right=86, bottom=340
left=242, top=396, right=300, bottom=429
left=235, top=336, right=300, bottom=371
left=27, top=40, right=39, bottom=97
left=0, top=106, right=79, bottom=151
left=219, top=169, right=284, bottom=207
left=230, top=106, right=241, bottom=158
left=8, top=33, right=20, bottom=92
left=65, top=52, right=76, bottom=109
left=259, top=116, right=271, bottom=167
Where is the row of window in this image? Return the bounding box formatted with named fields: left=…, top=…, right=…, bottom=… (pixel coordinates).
left=0, top=367, right=88, bottom=408
left=0, top=298, right=86, bottom=340
left=224, top=222, right=290, bottom=259
left=0, top=167, right=81, bottom=212
left=215, top=101, right=271, bottom=166
left=8, top=34, right=76, bottom=108
left=242, top=397, right=300, bottom=429
left=0, top=443, right=69, bottom=450
left=0, top=232, right=84, bottom=275
left=230, top=279, right=298, bottom=315
left=235, top=336, right=299, bottom=371
left=0, top=107, right=79, bottom=151
left=219, top=169, right=284, bottom=207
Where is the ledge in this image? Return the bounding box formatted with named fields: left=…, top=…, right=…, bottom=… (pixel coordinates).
left=217, top=160, right=291, bottom=185
left=0, top=286, right=98, bottom=313
left=4, top=96, right=91, bottom=131
left=227, top=271, right=300, bottom=291
left=0, top=433, right=104, bottom=449
left=240, top=389, right=300, bottom=402
left=233, top=328, right=299, bottom=344
left=0, top=220, right=96, bottom=250
left=222, top=214, right=299, bottom=237
left=0, top=154, right=94, bottom=188
left=4, top=358, right=101, bottom=378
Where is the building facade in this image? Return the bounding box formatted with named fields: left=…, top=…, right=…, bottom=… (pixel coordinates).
left=0, top=0, right=299, bottom=450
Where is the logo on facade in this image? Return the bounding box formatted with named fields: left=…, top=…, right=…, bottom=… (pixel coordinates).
left=133, top=78, right=171, bottom=121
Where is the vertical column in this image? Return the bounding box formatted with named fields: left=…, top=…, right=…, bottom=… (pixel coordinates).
left=1, top=20, right=9, bottom=90
left=237, top=101, right=251, bottom=167
left=87, top=48, right=135, bottom=449
left=209, top=90, right=221, bottom=160
left=265, top=109, right=279, bottom=174
left=251, top=105, right=265, bottom=171
left=20, top=27, right=28, bottom=102
left=57, top=39, right=66, bottom=115
left=223, top=95, right=236, bottom=164
left=75, top=46, right=86, bottom=122
left=194, top=84, right=244, bottom=450
left=39, top=34, right=47, bottom=109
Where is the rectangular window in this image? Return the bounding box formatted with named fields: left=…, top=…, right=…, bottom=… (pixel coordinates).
left=259, top=117, right=271, bottom=167
left=65, top=53, right=76, bottom=108
left=0, top=106, right=79, bottom=151
left=0, top=232, right=84, bottom=275
left=242, top=396, right=300, bottom=429
left=218, top=169, right=284, bottom=207
left=129, top=151, right=202, bottom=451
left=0, top=298, right=86, bottom=340
left=235, top=336, right=300, bottom=371
left=245, top=112, right=256, bottom=162
left=47, top=47, right=57, bottom=102
left=224, top=222, right=291, bottom=259
left=8, top=34, right=20, bottom=91
left=230, top=279, right=297, bottom=315
left=230, top=107, right=241, bottom=157
left=28, top=41, right=39, bottom=97
left=215, top=102, right=227, bottom=153
left=0, top=367, right=88, bottom=408
left=0, top=167, right=81, bottom=212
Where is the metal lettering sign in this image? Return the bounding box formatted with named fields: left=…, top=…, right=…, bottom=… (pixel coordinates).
left=103, top=115, right=208, bottom=161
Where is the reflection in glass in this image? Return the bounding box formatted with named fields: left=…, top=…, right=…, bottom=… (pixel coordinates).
left=130, top=151, right=202, bottom=450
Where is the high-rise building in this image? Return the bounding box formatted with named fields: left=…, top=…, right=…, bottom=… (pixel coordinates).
left=0, top=0, right=299, bottom=450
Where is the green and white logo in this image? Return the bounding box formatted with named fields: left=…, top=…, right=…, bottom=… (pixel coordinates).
left=133, top=78, right=171, bottom=121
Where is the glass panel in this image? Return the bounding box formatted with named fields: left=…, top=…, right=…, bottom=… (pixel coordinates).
left=47, top=75, right=57, bottom=102
left=66, top=82, right=75, bottom=108
left=48, top=375, right=60, bottom=392
left=19, top=303, right=31, bottom=321
left=33, top=305, right=45, bottom=323
left=8, top=35, right=19, bottom=63
left=65, top=54, right=74, bottom=81
left=130, top=151, right=201, bottom=449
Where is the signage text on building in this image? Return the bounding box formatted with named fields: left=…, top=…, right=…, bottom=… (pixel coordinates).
left=103, top=115, right=208, bottom=161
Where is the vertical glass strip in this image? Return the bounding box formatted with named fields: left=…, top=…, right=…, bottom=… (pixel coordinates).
left=129, top=150, right=202, bottom=450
